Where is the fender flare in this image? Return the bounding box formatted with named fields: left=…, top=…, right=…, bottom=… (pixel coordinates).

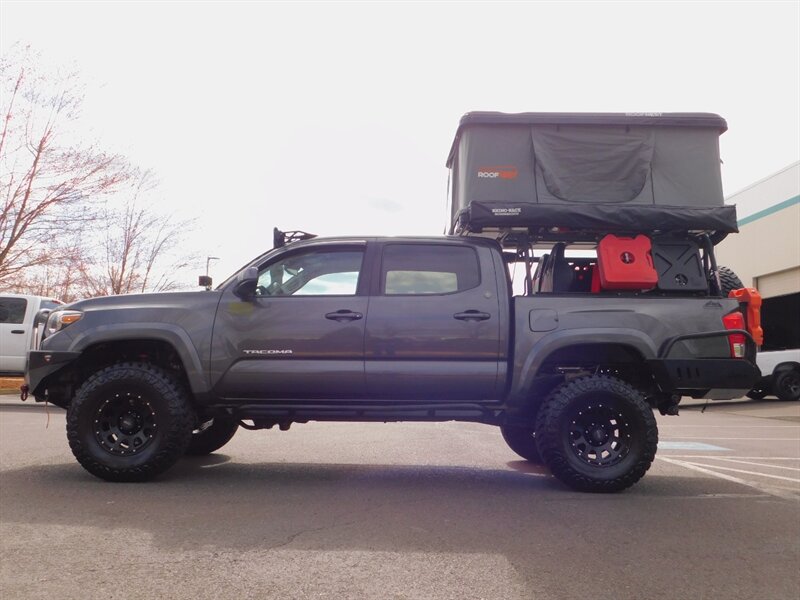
left=511, top=328, right=658, bottom=401
left=68, top=323, right=208, bottom=396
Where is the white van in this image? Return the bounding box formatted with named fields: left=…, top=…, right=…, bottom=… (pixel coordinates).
left=0, top=294, right=63, bottom=376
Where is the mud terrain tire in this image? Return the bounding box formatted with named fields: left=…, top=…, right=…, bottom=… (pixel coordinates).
left=67, top=362, right=194, bottom=482
left=535, top=375, right=658, bottom=493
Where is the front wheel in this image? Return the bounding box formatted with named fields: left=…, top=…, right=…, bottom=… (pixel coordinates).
left=67, top=362, right=195, bottom=482
left=535, top=375, right=658, bottom=493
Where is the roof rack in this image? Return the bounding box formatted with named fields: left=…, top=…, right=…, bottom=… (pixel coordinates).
left=273, top=228, right=317, bottom=249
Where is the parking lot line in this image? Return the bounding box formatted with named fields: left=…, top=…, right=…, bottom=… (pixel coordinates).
left=676, top=462, right=800, bottom=483
left=661, top=437, right=800, bottom=441
left=702, top=458, right=800, bottom=472
left=658, top=441, right=729, bottom=450
left=662, top=456, right=800, bottom=460
left=657, top=456, right=799, bottom=500
left=660, top=424, right=800, bottom=427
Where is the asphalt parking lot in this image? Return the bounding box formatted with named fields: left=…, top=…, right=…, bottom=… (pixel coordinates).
left=1, top=393, right=798, bottom=600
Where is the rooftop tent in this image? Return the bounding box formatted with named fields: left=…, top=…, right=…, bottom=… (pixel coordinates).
left=446, top=112, right=737, bottom=237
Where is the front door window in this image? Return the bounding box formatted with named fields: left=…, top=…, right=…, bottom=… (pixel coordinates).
left=256, top=250, right=363, bottom=297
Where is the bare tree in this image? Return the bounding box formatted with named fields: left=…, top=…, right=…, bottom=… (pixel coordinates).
left=0, top=45, right=131, bottom=288
left=78, top=170, right=197, bottom=297
left=12, top=238, right=87, bottom=302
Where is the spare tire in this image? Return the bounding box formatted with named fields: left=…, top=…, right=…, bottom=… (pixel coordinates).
left=717, top=266, right=744, bottom=297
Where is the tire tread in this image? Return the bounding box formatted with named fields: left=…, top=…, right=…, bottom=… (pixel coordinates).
left=536, top=375, right=658, bottom=493
left=67, top=362, right=194, bottom=482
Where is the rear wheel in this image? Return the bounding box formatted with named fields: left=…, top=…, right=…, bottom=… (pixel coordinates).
left=774, top=369, right=800, bottom=401
left=186, top=416, right=239, bottom=455
left=535, top=375, right=658, bottom=493
left=500, top=425, right=543, bottom=464
left=67, top=362, right=194, bottom=482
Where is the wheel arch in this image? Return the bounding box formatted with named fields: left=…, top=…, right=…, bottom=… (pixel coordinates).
left=39, top=330, right=209, bottom=408
left=69, top=325, right=208, bottom=397
left=511, top=330, right=657, bottom=404
left=772, top=361, right=800, bottom=376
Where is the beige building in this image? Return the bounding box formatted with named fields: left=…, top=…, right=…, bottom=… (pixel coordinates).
left=715, top=161, right=799, bottom=350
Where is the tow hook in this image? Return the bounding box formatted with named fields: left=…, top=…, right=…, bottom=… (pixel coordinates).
left=20, top=384, right=29, bottom=401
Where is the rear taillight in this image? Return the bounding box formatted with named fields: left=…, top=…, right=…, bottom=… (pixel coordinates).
left=723, top=312, right=746, bottom=358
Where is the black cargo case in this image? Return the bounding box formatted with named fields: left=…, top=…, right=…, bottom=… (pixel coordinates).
left=447, top=112, right=738, bottom=237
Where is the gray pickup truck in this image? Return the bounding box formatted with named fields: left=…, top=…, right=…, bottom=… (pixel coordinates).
left=23, top=111, right=763, bottom=492
left=24, top=233, right=759, bottom=492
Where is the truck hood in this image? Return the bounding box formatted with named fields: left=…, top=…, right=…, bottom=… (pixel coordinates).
left=69, top=291, right=220, bottom=312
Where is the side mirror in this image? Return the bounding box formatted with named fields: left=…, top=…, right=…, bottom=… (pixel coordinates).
left=233, top=267, right=258, bottom=299
left=198, top=275, right=213, bottom=289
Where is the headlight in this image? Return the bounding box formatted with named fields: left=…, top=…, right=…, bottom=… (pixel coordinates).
left=45, top=310, right=83, bottom=337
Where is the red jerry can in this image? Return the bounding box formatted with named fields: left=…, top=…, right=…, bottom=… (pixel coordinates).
left=597, top=234, right=659, bottom=291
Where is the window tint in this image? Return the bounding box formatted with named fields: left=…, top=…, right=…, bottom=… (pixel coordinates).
left=0, top=297, right=28, bottom=324
left=382, top=245, right=480, bottom=295
left=256, top=249, right=364, bottom=296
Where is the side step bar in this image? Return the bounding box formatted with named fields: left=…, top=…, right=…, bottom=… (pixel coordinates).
left=210, top=402, right=503, bottom=425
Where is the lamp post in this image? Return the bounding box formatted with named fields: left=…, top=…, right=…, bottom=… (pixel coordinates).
left=202, top=256, right=220, bottom=290
left=206, top=256, right=220, bottom=277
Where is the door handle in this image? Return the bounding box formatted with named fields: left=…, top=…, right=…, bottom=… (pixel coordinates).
left=453, top=310, right=491, bottom=322
left=11, top=330, right=25, bottom=334
left=325, top=310, right=363, bottom=322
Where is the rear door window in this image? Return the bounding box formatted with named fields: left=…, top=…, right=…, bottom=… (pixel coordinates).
left=381, top=244, right=480, bottom=295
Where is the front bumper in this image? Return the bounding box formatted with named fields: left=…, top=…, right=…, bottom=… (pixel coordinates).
left=24, top=350, right=81, bottom=400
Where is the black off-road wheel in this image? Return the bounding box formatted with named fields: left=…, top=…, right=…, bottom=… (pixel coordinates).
left=500, top=425, right=543, bottom=464
left=774, top=369, right=800, bottom=401
left=67, top=362, right=195, bottom=482
left=535, top=375, right=658, bottom=493
left=186, top=417, right=239, bottom=455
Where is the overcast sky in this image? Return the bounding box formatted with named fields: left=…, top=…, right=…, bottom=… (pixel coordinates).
left=2, top=1, right=798, bottom=284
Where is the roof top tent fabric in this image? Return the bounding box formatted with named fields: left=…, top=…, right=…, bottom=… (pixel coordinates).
left=446, top=112, right=737, bottom=237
